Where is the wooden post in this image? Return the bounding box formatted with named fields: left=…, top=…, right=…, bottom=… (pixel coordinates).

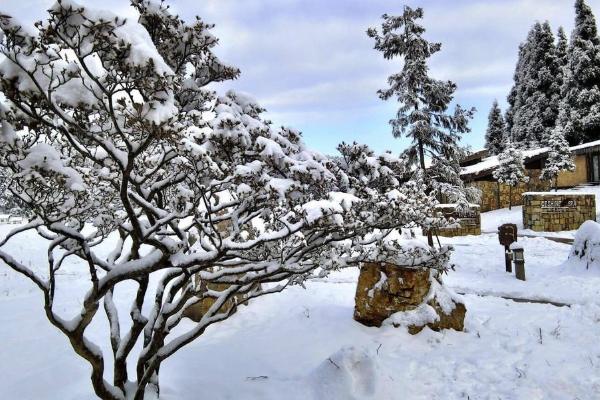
left=504, top=245, right=512, bottom=273
left=515, top=260, right=525, bottom=281
left=512, top=246, right=526, bottom=281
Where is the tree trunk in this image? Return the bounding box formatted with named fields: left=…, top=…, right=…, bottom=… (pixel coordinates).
left=509, top=186, right=512, bottom=210
left=418, top=140, right=435, bottom=247
left=134, top=361, right=162, bottom=400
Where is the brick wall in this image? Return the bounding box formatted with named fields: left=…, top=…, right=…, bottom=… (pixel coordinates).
left=522, top=193, right=596, bottom=232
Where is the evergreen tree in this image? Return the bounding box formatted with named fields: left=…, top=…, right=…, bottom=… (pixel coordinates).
left=540, top=128, right=575, bottom=190
left=557, top=0, right=600, bottom=145
left=556, top=27, right=569, bottom=85
left=485, top=100, right=508, bottom=155
left=510, top=22, right=561, bottom=148
left=368, top=6, right=476, bottom=244
left=493, top=143, right=530, bottom=210
left=367, top=7, right=475, bottom=196
left=506, top=42, right=528, bottom=138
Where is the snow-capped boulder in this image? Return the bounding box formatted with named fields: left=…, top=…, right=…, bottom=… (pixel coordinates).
left=353, top=262, right=465, bottom=333
left=568, top=220, right=600, bottom=270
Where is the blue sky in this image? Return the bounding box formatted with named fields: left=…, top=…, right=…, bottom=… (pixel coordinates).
left=4, top=0, right=600, bottom=155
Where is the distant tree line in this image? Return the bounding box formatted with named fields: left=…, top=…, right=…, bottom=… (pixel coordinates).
left=483, top=0, right=600, bottom=190
left=485, top=0, right=600, bottom=153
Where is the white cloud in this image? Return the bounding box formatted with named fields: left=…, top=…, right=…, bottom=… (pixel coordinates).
left=4, top=0, right=600, bottom=153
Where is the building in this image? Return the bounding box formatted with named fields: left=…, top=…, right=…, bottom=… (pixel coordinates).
left=460, top=140, right=600, bottom=212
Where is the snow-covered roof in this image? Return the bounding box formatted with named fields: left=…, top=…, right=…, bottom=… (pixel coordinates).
left=522, top=191, right=595, bottom=196
left=462, top=140, right=600, bottom=179
left=435, top=203, right=480, bottom=208
left=461, top=147, right=548, bottom=178
left=571, top=139, right=600, bottom=154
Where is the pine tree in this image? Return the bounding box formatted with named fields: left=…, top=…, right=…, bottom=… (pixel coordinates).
left=510, top=22, right=561, bottom=148
left=367, top=8, right=475, bottom=195
left=368, top=6, right=476, bottom=244
left=493, top=143, right=530, bottom=210
left=540, top=128, right=575, bottom=190
left=557, top=0, right=600, bottom=145
left=556, top=27, right=569, bottom=85
left=506, top=42, right=528, bottom=138
left=485, top=100, right=508, bottom=155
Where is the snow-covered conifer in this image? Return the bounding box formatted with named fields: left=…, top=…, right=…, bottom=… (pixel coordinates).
left=556, top=0, right=600, bottom=145
left=0, top=2, right=443, bottom=399
left=492, top=143, right=530, bottom=210
left=510, top=22, right=561, bottom=148
left=540, top=128, right=575, bottom=190
left=485, top=100, right=508, bottom=155
left=506, top=41, right=528, bottom=137
left=367, top=6, right=477, bottom=238
left=556, top=27, right=569, bottom=86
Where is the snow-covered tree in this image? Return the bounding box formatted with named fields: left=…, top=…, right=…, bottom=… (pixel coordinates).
left=493, top=143, right=530, bottom=210
left=485, top=100, right=508, bottom=155
left=506, top=39, right=528, bottom=138
left=509, top=22, right=561, bottom=148
left=0, top=166, right=20, bottom=212
left=541, top=128, right=575, bottom=190
left=557, top=0, right=600, bottom=145
left=0, top=1, right=446, bottom=399
left=556, top=26, right=569, bottom=87
left=367, top=6, right=477, bottom=242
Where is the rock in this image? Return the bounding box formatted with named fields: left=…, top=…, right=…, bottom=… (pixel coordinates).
left=183, top=282, right=240, bottom=322
left=183, top=275, right=257, bottom=322
left=353, top=262, right=465, bottom=334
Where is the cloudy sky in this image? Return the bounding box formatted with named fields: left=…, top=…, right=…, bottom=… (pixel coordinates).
left=3, top=0, right=600, bottom=155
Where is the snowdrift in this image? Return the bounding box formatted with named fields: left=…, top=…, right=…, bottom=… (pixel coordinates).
left=567, top=220, right=600, bottom=270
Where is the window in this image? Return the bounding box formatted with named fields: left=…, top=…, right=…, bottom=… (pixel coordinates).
left=592, top=153, right=600, bottom=182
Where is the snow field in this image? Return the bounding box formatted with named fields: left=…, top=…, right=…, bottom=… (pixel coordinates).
left=1, top=218, right=600, bottom=399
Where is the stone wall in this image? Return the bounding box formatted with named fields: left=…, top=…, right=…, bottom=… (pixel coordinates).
left=522, top=192, right=596, bottom=232
left=468, top=169, right=550, bottom=212
left=430, top=204, right=481, bottom=237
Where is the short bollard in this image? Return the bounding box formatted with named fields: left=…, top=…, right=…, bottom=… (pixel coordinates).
left=510, top=243, right=525, bottom=281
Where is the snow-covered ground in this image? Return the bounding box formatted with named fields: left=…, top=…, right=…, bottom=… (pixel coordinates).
left=1, top=221, right=600, bottom=399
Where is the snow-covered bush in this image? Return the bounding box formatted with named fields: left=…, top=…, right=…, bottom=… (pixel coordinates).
left=0, top=1, right=442, bottom=399
left=568, top=220, right=600, bottom=270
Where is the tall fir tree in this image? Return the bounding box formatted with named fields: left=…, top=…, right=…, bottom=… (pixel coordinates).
left=556, top=27, right=569, bottom=86
left=557, top=0, right=600, bottom=145
left=485, top=100, right=508, bottom=155
left=506, top=42, right=528, bottom=138
left=367, top=7, right=475, bottom=192
left=510, top=22, right=561, bottom=148
left=368, top=6, right=476, bottom=245
left=493, top=143, right=530, bottom=210
left=540, top=128, right=576, bottom=190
